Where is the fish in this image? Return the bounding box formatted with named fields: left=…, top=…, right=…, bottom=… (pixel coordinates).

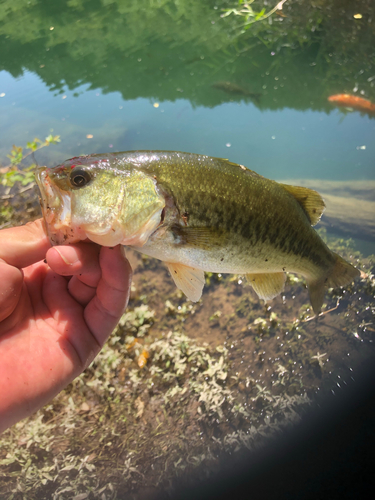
left=212, top=81, right=262, bottom=102
left=35, top=151, right=360, bottom=315
left=328, top=94, right=375, bottom=115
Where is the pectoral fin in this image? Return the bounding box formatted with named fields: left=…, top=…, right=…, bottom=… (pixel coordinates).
left=167, top=263, right=205, bottom=302
left=172, top=226, right=225, bottom=250
left=246, top=272, right=286, bottom=301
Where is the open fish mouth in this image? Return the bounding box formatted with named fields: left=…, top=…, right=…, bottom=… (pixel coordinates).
left=35, top=167, right=84, bottom=245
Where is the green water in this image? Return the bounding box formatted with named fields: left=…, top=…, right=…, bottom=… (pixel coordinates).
left=1, top=0, right=375, bottom=179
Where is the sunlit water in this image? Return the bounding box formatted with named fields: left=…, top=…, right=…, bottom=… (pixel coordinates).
left=1, top=70, right=374, bottom=181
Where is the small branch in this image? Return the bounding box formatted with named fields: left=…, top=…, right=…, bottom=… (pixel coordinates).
left=258, top=0, right=288, bottom=22
left=302, top=299, right=340, bottom=322
left=239, top=0, right=288, bottom=26
left=0, top=182, right=36, bottom=200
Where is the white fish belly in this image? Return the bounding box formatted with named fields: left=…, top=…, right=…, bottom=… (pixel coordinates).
left=131, top=238, right=292, bottom=275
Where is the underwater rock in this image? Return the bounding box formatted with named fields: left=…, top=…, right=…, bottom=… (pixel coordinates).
left=280, top=179, right=375, bottom=240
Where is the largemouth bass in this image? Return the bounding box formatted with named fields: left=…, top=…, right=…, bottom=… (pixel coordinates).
left=35, top=151, right=360, bottom=314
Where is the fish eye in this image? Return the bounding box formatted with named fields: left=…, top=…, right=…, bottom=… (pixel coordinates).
left=70, top=168, right=91, bottom=188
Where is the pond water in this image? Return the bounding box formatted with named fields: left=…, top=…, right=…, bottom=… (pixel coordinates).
left=1, top=1, right=375, bottom=498
left=1, top=1, right=375, bottom=185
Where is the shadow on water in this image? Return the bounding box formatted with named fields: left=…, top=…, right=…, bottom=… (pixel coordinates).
left=0, top=1, right=375, bottom=498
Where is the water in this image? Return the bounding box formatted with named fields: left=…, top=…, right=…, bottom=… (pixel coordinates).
left=2, top=68, right=374, bottom=180
left=1, top=1, right=374, bottom=183
left=0, top=0, right=374, bottom=497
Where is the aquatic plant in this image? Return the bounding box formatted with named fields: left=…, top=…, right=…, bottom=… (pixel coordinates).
left=221, top=0, right=288, bottom=27
left=0, top=135, right=60, bottom=228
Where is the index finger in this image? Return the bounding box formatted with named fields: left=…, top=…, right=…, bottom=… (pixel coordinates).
left=0, top=219, right=51, bottom=269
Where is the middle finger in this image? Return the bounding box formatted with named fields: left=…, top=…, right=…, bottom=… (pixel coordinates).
left=68, top=276, right=97, bottom=306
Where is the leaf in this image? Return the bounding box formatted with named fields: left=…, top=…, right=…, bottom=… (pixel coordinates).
left=7, top=146, right=24, bottom=166
left=45, top=134, right=61, bottom=144
left=221, top=9, right=237, bottom=18
left=255, top=8, right=266, bottom=20
left=26, top=141, right=39, bottom=151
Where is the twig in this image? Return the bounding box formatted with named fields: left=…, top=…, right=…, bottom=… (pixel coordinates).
left=0, top=182, right=36, bottom=200
left=302, top=299, right=340, bottom=322
left=250, top=0, right=288, bottom=24
left=225, top=0, right=288, bottom=27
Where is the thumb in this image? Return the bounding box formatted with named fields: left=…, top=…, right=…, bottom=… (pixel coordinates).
left=0, top=219, right=51, bottom=269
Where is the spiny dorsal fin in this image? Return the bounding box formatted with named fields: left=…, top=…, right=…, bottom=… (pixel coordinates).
left=279, top=183, right=325, bottom=226
left=167, top=262, right=205, bottom=302
left=246, top=272, right=286, bottom=301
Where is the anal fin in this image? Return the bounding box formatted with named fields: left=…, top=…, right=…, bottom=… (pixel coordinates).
left=246, top=272, right=286, bottom=301
left=167, top=263, right=205, bottom=302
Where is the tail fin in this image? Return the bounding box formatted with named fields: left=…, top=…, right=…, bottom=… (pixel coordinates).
left=307, top=253, right=360, bottom=315
left=326, top=252, right=360, bottom=289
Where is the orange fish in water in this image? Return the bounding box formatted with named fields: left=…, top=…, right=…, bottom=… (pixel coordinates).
left=328, top=94, right=375, bottom=114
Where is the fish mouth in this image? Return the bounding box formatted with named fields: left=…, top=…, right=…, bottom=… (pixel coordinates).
left=35, top=167, right=85, bottom=245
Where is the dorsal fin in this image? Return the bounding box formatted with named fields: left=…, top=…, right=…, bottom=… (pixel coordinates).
left=279, top=183, right=325, bottom=226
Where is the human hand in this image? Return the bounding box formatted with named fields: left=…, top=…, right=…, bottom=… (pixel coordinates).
left=0, top=219, right=132, bottom=433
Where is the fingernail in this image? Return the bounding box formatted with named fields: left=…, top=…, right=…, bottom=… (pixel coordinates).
left=54, top=247, right=78, bottom=265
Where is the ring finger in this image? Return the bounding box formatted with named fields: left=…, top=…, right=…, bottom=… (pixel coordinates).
left=68, top=276, right=97, bottom=306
